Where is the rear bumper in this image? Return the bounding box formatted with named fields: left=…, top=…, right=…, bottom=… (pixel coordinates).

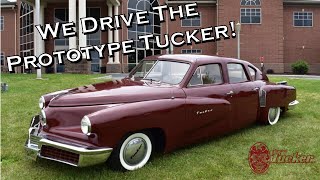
left=25, top=116, right=112, bottom=167
left=288, top=100, right=299, bottom=110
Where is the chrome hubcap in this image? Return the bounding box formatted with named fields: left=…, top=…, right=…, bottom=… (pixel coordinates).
left=123, top=137, right=148, bottom=166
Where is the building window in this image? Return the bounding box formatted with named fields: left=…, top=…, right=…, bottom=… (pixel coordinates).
left=86, top=8, right=101, bottom=73
left=127, top=0, right=161, bottom=71
left=0, top=16, right=4, bottom=31
left=20, top=2, right=34, bottom=73
left=181, top=14, right=201, bottom=27
left=0, top=52, right=4, bottom=65
left=240, top=8, right=261, bottom=24
left=54, top=8, right=68, bottom=73
left=54, top=9, right=69, bottom=47
left=53, top=8, right=101, bottom=73
left=181, top=49, right=202, bottom=54
left=241, top=0, right=261, bottom=6
left=294, top=12, right=313, bottom=27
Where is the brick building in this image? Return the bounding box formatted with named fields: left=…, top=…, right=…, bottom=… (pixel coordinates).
left=0, top=0, right=19, bottom=73
left=1, top=0, right=319, bottom=74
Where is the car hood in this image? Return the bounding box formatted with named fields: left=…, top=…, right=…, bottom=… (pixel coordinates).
left=48, top=79, right=177, bottom=107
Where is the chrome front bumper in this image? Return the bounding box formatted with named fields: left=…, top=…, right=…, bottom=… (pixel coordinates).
left=288, top=100, right=299, bottom=110
left=25, top=116, right=112, bottom=167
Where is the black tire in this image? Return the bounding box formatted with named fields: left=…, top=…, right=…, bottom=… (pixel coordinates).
left=107, top=132, right=153, bottom=171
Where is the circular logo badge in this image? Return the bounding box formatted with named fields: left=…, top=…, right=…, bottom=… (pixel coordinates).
left=248, top=142, right=271, bottom=174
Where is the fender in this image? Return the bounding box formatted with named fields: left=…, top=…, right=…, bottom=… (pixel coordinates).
left=260, top=84, right=296, bottom=108
left=258, top=84, right=296, bottom=123
left=87, top=98, right=186, bottom=151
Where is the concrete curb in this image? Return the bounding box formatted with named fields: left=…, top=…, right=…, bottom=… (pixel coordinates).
left=268, top=74, right=320, bottom=80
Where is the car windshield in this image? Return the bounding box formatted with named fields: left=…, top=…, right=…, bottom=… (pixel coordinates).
left=131, top=60, right=190, bottom=85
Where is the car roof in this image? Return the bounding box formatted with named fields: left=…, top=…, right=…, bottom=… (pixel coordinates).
left=144, top=54, right=252, bottom=66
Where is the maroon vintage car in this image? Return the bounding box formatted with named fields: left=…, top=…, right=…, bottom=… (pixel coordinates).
left=25, top=55, right=299, bottom=171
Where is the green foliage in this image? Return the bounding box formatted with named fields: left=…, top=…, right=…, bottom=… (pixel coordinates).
left=291, top=60, right=309, bottom=74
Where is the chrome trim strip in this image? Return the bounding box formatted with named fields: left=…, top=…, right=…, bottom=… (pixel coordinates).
left=38, top=155, right=79, bottom=167
left=259, top=89, right=267, bottom=107
left=39, top=139, right=112, bottom=155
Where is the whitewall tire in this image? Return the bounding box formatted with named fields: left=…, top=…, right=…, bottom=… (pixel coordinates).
left=268, top=107, right=281, bottom=125
left=108, top=132, right=153, bottom=171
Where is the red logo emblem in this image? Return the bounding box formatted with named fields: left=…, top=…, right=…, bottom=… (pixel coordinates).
left=248, top=142, right=270, bottom=174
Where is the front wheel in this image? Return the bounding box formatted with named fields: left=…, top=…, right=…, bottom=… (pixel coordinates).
left=108, top=132, right=153, bottom=171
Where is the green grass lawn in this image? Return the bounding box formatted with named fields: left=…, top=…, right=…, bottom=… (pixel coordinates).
left=1, top=74, right=320, bottom=180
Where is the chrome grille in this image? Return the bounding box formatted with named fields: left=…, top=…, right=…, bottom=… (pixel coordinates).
left=40, top=145, right=80, bottom=165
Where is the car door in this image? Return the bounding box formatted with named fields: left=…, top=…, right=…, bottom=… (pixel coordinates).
left=182, top=63, right=234, bottom=143
left=226, top=63, right=259, bottom=130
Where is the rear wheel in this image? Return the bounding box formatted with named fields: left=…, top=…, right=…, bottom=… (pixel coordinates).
left=268, top=107, right=281, bottom=125
left=108, top=132, right=153, bottom=171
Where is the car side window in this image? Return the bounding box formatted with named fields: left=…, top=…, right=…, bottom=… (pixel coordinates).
left=134, top=61, right=157, bottom=78
left=189, top=64, right=223, bottom=86
left=248, top=66, right=257, bottom=81
left=227, top=63, right=249, bottom=83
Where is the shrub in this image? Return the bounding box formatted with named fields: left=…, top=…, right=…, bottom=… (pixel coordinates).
left=291, top=60, right=309, bottom=74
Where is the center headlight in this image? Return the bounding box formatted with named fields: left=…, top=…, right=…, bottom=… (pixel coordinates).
left=39, top=96, right=45, bottom=109
left=81, top=116, right=91, bottom=135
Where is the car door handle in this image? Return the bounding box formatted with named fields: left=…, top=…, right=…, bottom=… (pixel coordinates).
left=253, top=87, right=260, bottom=91
left=226, top=91, right=234, bottom=96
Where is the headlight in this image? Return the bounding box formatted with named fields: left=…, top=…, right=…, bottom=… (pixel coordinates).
left=40, top=110, right=47, bottom=126
left=39, top=96, right=45, bottom=109
left=81, top=116, right=91, bottom=135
